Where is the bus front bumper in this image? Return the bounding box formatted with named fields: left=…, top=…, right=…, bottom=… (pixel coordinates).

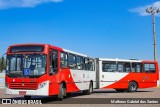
left=5, top=81, right=49, bottom=96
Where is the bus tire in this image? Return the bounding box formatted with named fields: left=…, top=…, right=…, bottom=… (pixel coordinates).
left=24, top=96, right=31, bottom=100
left=115, top=89, right=125, bottom=92
left=58, top=83, right=66, bottom=100
left=83, top=82, right=93, bottom=95
left=128, top=81, right=138, bottom=92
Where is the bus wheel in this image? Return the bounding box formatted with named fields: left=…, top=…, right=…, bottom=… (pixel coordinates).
left=83, top=82, right=93, bottom=95
left=58, top=83, right=66, bottom=100
left=128, top=82, right=138, bottom=92
left=24, top=96, right=31, bottom=100
left=115, top=89, right=125, bottom=92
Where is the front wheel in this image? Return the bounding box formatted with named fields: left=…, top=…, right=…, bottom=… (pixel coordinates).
left=128, top=82, right=138, bottom=92
left=58, top=83, right=66, bottom=100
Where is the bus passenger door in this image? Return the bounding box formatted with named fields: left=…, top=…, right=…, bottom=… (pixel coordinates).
left=49, top=50, right=58, bottom=75
left=49, top=50, right=59, bottom=95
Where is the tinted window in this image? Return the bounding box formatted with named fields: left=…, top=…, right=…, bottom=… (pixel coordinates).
left=102, top=61, right=116, bottom=72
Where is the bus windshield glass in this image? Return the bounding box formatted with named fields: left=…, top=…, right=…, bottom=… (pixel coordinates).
left=6, top=54, right=46, bottom=78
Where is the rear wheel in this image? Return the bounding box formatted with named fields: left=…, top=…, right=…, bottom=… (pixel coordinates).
left=24, top=96, right=31, bottom=100
left=128, top=82, right=138, bottom=92
left=83, top=82, right=93, bottom=95
left=58, top=83, right=66, bottom=100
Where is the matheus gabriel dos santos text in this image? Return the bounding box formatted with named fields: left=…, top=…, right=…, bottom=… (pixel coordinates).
left=111, top=99, right=159, bottom=104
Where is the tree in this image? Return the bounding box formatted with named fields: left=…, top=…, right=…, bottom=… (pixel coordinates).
left=0, top=57, right=6, bottom=72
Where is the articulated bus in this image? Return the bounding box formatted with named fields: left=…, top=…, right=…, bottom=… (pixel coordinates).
left=96, top=58, right=159, bottom=92
left=3, top=44, right=159, bottom=100
left=5, top=44, right=96, bottom=99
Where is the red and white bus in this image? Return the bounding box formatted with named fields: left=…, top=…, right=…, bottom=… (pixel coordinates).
left=4, top=44, right=159, bottom=99
left=5, top=44, right=96, bottom=99
left=96, top=58, right=159, bottom=92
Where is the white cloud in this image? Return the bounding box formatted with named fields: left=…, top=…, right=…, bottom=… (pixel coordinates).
left=0, top=0, right=63, bottom=9
left=129, top=1, right=160, bottom=16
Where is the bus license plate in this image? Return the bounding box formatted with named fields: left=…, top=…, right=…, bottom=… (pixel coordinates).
left=19, top=91, right=26, bottom=95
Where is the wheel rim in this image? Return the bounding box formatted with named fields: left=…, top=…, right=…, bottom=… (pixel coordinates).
left=130, top=84, right=137, bottom=91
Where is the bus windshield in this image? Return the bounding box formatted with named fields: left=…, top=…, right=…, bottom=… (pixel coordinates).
left=6, top=54, right=46, bottom=78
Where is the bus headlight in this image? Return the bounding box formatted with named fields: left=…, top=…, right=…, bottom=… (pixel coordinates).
left=38, top=81, right=47, bottom=89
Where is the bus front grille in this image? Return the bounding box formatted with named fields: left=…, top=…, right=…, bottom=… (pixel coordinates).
left=9, top=82, right=38, bottom=90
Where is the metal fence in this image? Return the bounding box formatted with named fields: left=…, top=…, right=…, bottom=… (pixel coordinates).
left=0, top=71, right=5, bottom=88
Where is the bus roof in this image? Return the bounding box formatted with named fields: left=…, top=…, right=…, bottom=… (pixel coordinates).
left=99, top=58, right=142, bottom=62
left=63, top=49, right=89, bottom=57
left=8, top=44, right=91, bottom=58
left=9, top=43, right=47, bottom=47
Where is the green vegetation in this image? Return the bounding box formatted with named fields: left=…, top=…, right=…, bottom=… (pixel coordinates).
left=0, top=57, right=6, bottom=72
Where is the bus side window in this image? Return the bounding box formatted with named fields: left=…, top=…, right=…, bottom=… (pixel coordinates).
left=89, top=59, right=95, bottom=71
left=144, top=63, right=156, bottom=73
left=102, top=61, right=116, bottom=72
left=77, top=56, right=83, bottom=70
left=68, top=54, right=76, bottom=69
left=50, top=50, right=58, bottom=75
left=88, top=59, right=92, bottom=71
left=84, top=58, right=89, bottom=70
left=125, top=63, right=131, bottom=72
left=132, top=63, right=136, bottom=72
left=60, top=52, right=68, bottom=68
left=118, top=62, right=131, bottom=72
left=132, top=63, right=142, bottom=73
left=117, top=62, right=124, bottom=72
